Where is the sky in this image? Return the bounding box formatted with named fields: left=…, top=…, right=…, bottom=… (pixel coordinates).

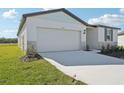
left=0, top=8, right=124, bottom=38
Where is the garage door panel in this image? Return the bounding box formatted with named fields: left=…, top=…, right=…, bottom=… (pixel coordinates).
left=37, top=28, right=81, bottom=52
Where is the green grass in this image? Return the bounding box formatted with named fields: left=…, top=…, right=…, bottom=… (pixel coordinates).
left=0, top=44, right=85, bottom=85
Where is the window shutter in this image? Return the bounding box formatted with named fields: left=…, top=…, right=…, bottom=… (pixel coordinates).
left=104, top=28, right=107, bottom=41
left=111, top=29, right=113, bottom=41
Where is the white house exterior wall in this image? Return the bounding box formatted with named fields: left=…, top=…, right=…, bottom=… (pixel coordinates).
left=18, top=11, right=119, bottom=52
left=118, top=35, right=124, bottom=46
left=98, top=27, right=105, bottom=42
left=86, top=27, right=118, bottom=49
left=98, top=27, right=118, bottom=49
left=86, top=27, right=98, bottom=49
left=18, top=23, right=27, bottom=51
left=113, top=29, right=118, bottom=43
left=26, top=11, right=87, bottom=51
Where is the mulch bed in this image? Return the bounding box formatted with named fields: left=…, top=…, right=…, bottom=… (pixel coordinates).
left=20, top=53, right=43, bottom=62
left=98, top=52, right=124, bottom=59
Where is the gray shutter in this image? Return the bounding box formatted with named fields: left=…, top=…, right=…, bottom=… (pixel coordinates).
left=111, top=29, right=113, bottom=41
left=104, top=28, right=107, bottom=41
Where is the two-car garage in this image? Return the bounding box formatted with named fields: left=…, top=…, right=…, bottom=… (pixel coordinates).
left=37, top=27, right=82, bottom=52
left=18, top=8, right=87, bottom=53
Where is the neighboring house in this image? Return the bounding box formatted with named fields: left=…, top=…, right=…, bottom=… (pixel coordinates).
left=17, top=8, right=120, bottom=52
left=118, top=31, right=124, bottom=46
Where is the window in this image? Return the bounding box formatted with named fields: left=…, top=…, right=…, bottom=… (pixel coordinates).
left=83, top=30, right=86, bottom=34
left=105, top=28, right=113, bottom=41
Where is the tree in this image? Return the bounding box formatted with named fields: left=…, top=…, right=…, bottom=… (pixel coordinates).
left=0, top=38, right=17, bottom=43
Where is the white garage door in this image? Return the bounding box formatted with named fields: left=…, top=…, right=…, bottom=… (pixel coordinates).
left=37, top=28, right=81, bottom=52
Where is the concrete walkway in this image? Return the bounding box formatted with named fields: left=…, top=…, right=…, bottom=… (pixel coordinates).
left=40, top=51, right=124, bottom=85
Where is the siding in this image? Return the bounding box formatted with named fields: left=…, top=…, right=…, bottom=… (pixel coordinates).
left=26, top=11, right=87, bottom=51
left=118, top=35, right=124, bottom=46
left=18, top=23, right=27, bottom=51
left=86, top=27, right=98, bottom=49
left=98, top=27, right=118, bottom=48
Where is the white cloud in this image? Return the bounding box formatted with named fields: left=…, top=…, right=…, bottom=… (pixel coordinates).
left=0, top=29, right=17, bottom=38
left=88, top=14, right=124, bottom=26
left=2, top=9, right=17, bottom=19
left=120, top=8, right=124, bottom=13
left=42, top=8, right=59, bottom=11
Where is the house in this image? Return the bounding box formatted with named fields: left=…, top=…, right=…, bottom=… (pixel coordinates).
left=118, top=31, right=124, bottom=46
left=17, top=8, right=120, bottom=52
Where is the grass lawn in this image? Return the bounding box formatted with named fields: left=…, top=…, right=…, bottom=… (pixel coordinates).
left=0, top=44, right=85, bottom=85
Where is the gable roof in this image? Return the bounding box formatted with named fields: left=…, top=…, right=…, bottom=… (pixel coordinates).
left=118, top=31, right=124, bottom=36
left=17, top=8, right=89, bottom=36
left=23, top=8, right=89, bottom=25
left=17, top=8, right=120, bottom=36
left=96, top=25, right=121, bottom=30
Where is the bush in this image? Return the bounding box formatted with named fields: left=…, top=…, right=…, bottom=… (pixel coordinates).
left=106, top=44, right=110, bottom=50
left=85, top=44, right=90, bottom=51
left=26, top=45, right=36, bottom=55
left=21, top=45, right=42, bottom=62
left=101, top=45, right=105, bottom=54
left=100, top=45, right=124, bottom=59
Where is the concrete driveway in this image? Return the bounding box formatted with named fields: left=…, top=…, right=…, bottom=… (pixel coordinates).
left=40, top=51, right=124, bottom=85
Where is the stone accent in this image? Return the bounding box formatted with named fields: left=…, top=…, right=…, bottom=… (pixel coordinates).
left=27, top=41, right=37, bottom=52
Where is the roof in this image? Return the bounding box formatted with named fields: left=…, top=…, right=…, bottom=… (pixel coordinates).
left=17, top=8, right=121, bottom=36
left=118, top=31, right=124, bottom=36
left=96, top=25, right=121, bottom=30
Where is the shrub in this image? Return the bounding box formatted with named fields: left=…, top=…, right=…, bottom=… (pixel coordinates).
left=21, top=45, right=42, bottom=62
left=100, top=45, right=124, bottom=59
left=26, top=45, right=36, bottom=55
left=105, top=44, right=111, bottom=54
left=106, top=44, right=110, bottom=50
left=101, top=45, right=105, bottom=54
left=119, top=46, right=124, bottom=52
